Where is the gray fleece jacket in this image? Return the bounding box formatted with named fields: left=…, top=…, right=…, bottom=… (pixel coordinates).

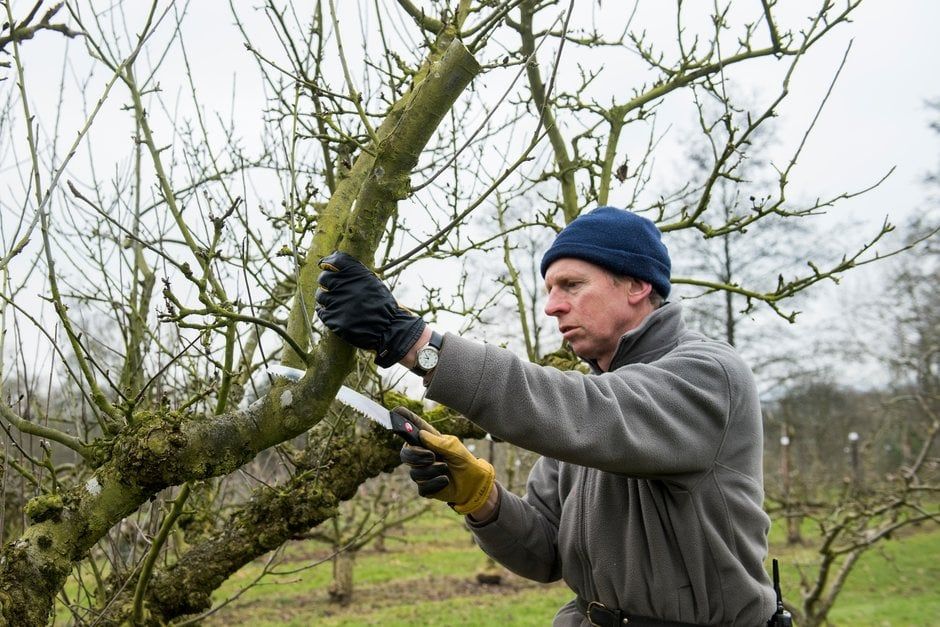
left=425, top=303, right=776, bottom=626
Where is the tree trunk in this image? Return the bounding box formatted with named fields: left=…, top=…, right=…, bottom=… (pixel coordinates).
left=328, top=550, right=355, bottom=606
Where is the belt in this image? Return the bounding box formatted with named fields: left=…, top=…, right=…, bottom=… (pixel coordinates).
left=576, top=597, right=702, bottom=627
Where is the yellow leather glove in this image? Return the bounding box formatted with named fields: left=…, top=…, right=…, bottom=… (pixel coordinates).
left=395, top=407, right=495, bottom=515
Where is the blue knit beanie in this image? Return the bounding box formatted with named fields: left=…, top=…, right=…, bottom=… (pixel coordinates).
left=540, top=207, right=671, bottom=298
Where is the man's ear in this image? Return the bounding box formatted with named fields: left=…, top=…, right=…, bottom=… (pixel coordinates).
left=625, top=279, right=653, bottom=305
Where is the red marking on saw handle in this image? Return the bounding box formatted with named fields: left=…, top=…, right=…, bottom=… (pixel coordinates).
left=389, top=410, right=423, bottom=446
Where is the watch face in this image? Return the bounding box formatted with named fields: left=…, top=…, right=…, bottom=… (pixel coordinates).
left=417, top=346, right=439, bottom=370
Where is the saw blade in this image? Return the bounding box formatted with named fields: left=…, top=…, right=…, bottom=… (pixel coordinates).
left=335, top=385, right=392, bottom=430
left=265, top=365, right=392, bottom=430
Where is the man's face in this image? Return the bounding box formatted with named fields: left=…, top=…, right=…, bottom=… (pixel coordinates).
left=543, top=258, right=653, bottom=371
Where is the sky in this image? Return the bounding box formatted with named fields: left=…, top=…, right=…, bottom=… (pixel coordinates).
left=750, top=0, right=940, bottom=385
left=3, top=0, right=939, bottom=391
left=773, top=1, right=938, bottom=228
left=16, top=1, right=938, bottom=225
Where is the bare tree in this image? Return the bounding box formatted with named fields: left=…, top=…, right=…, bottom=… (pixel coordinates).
left=759, top=106, right=940, bottom=622
left=779, top=218, right=939, bottom=626
left=0, top=1, right=926, bottom=624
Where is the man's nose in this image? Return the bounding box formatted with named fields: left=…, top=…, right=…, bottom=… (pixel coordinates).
left=544, top=290, right=567, bottom=317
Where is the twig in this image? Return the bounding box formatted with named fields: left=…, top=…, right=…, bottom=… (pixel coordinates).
left=173, top=549, right=285, bottom=626
left=410, top=8, right=565, bottom=193
left=379, top=128, right=548, bottom=272
left=0, top=399, right=93, bottom=461
left=131, top=483, right=191, bottom=624
left=327, top=0, right=378, bottom=143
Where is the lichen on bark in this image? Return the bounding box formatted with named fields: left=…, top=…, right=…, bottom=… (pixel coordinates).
left=23, top=493, right=64, bottom=524
left=111, top=411, right=189, bottom=489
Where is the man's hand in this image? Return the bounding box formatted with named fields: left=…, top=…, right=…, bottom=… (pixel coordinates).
left=316, top=251, right=426, bottom=367
left=396, top=407, right=495, bottom=515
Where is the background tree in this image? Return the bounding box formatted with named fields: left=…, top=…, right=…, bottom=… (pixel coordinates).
left=775, top=219, right=938, bottom=626
left=0, top=1, right=930, bottom=624
left=755, top=105, right=940, bottom=623
left=672, top=122, right=820, bottom=370
left=305, top=471, right=432, bottom=607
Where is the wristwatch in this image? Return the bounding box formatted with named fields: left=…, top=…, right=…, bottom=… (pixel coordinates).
left=411, top=330, right=443, bottom=377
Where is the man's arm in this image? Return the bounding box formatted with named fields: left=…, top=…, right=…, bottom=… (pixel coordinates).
left=465, top=459, right=564, bottom=584
left=425, top=330, right=746, bottom=479
left=314, top=254, right=563, bottom=580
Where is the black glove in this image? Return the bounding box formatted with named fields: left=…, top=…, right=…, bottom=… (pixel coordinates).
left=315, top=251, right=426, bottom=367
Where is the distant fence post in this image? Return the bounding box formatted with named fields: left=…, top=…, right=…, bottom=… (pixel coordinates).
left=780, top=423, right=802, bottom=545
left=847, top=431, right=863, bottom=494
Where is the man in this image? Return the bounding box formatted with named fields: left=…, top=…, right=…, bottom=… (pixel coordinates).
left=316, top=206, right=777, bottom=626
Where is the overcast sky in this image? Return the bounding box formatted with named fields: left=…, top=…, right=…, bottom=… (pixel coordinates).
left=5, top=1, right=939, bottom=390
left=17, top=1, right=938, bottom=226
left=778, top=1, right=939, bottom=227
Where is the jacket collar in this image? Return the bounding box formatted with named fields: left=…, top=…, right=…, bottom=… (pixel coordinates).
left=587, top=302, right=686, bottom=373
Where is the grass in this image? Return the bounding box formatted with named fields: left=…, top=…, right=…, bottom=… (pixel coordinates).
left=195, top=511, right=940, bottom=626
left=51, top=509, right=940, bottom=625
left=806, top=525, right=940, bottom=625
left=202, top=511, right=572, bottom=626
left=764, top=515, right=940, bottom=626
left=214, top=583, right=573, bottom=627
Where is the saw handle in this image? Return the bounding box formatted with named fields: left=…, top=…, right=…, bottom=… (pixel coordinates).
left=389, top=410, right=423, bottom=446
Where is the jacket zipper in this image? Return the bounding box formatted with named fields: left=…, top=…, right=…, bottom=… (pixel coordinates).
left=577, top=466, right=597, bottom=604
